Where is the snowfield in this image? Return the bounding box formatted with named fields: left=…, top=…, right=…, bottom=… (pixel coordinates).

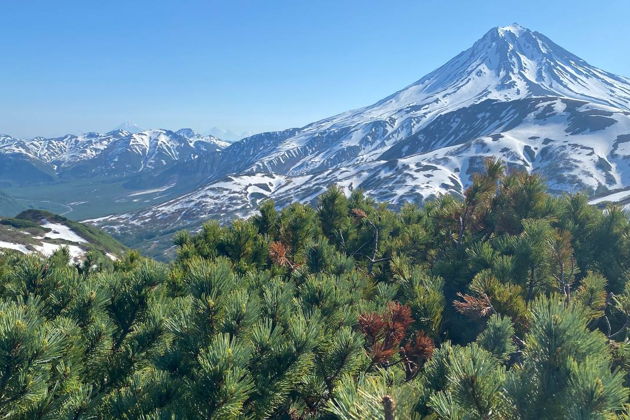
left=0, top=240, right=30, bottom=253
left=34, top=242, right=85, bottom=261
left=42, top=220, right=87, bottom=243
left=129, top=184, right=176, bottom=197
left=0, top=239, right=86, bottom=262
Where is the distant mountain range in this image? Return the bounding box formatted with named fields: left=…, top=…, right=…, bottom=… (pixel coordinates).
left=0, top=128, right=228, bottom=184
left=2, top=24, right=630, bottom=257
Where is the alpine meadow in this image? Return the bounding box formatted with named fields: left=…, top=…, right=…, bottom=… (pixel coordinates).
left=2, top=2, right=630, bottom=418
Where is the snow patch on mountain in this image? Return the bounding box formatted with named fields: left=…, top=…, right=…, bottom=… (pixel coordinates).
left=34, top=242, right=85, bottom=260
left=128, top=183, right=176, bottom=197
left=0, top=240, right=30, bottom=253
left=590, top=190, right=630, bottom=206
left=41, top=220, right=87, bottom=243
left=0, top=212, right=126, bottom=262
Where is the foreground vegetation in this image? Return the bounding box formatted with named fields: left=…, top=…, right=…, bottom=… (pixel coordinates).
left=0, top=161, right=629, bottom=418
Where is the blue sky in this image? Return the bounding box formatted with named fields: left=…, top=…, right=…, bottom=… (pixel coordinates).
left=1, top=0, right=629, bottom=139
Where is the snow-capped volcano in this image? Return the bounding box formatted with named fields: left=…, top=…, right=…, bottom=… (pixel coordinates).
left=378, top=23, right=630, bottom=113
left=329, top=23, right=630, bottom=125
left=191, top=24, right=630, bottom=181
left=5, top=24, right=630, bottom=255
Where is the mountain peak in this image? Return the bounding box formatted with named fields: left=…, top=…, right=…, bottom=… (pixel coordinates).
left=175, top=128, right=197, bottom=139
left=105, top=129, right=131, bottom=137
left=476, top=23, right=550, bottom=58
left=496, top=23, right=528, bottom=37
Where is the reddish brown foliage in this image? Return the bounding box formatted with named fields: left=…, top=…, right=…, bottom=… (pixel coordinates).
left=351, top=208, right=368, bottom=220
left=453, top=292, right=494, bottom=319
left=403, top=331, right=435, bottom=363
left=269, top=241, right=291, bottom=267
left=369, top=342, right=398, bottom=365
left=386, top=302, right=413, bottom=345
left=358, top=312, right=385, bottom=345
left=401, top=331, right=435, bottom=380
left=358, top=301, right=430, bottom=376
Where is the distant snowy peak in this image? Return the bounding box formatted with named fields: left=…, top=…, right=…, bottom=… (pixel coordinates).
left=0, top=128, right=229, bottom=161
left=474, top=24, right=630, bottom=108
left=113, top=121, right=144, bottom=134
left=0, top=131, right=121, bottom=164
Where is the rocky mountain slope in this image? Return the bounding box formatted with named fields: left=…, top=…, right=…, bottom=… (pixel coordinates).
left=91, top=24, right=630, bottom=252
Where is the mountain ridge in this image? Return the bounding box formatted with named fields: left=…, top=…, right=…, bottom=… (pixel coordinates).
left=0, top=128, right=228, bottom=183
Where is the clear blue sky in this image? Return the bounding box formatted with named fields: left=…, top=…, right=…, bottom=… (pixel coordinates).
left=1, top=0, right=629, bottom=139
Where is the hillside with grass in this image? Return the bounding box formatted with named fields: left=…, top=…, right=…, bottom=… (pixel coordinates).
left=0, top=209, right=126, bottom=264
